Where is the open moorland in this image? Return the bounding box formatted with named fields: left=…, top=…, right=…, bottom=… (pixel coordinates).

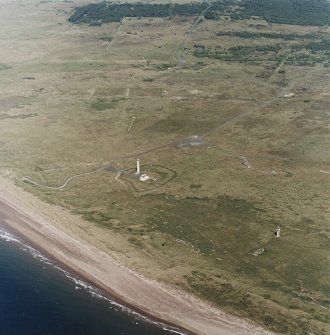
left=0, top=0, right=329, bottom=334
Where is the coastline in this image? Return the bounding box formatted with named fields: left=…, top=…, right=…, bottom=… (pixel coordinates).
left=0, top=178, right=275, bottom=335
left=0, top=221, right=188, bottom=335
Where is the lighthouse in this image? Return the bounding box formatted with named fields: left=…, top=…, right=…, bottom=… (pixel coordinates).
left=136, top=158, right=140, bottom=175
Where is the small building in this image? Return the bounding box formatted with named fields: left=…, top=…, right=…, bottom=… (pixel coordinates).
left=139, top=174, right=150, bottom=182
left=274, top=227, right=281, bottom=238
left=283, top=93, right=295, bottom=98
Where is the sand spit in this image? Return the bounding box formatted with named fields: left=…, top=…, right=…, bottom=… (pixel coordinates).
left=0, top=178, right=275, bottom=335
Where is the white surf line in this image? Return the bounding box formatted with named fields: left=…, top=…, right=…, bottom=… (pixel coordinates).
left=0, top=230, right=186, bottom=334
left=162, top=327, right=186, bottom=335
left=21, top=167, right=105, bottom=190
left=320, top=170, right=330, bottom=174
left=0, top=229, right=53, bottom=265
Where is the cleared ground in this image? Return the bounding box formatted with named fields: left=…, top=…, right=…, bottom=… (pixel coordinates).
left=0, top=1, right=329, bottom=334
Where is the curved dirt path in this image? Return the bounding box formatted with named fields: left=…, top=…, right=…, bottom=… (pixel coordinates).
left=22, top=167, right=105, bottom=190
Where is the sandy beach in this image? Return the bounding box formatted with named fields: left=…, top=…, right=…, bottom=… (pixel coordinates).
left=0, top=178, right=275, bottom=335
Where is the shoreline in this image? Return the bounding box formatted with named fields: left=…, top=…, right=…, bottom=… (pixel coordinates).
left=0, top=220, right=191, bottom=335
left=0, top=178, right=275, bottom=335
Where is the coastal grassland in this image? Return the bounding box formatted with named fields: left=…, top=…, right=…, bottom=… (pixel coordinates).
left=0, top=1, right=329, bottom=334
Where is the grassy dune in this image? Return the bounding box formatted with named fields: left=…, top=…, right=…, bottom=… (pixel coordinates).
left=0, top=1, right=329, bottom=334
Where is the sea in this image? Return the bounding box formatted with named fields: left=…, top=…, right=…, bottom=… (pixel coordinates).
left=0, top=228, right=185, bottom=335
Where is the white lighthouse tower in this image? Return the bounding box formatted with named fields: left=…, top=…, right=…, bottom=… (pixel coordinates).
left=136, top=158, right=140, bottom=175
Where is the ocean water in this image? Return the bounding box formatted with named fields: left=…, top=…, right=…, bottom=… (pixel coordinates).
left=0, top=228, right=184, bottom=335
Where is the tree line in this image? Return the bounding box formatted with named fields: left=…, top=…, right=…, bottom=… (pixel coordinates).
left=68, top=0, right=330, bottom=26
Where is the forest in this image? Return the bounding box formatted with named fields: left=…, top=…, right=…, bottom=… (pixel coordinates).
left=215, top=31, right=323, bottom=41
left=240, top=0, right=330, bottom=26
left=69, top=0, right=330, bottom=26
left=194, top=37, right=330, bottom=64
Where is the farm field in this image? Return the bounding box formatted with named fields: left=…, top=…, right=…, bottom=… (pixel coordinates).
left=0, top=0, right=329, bottom=334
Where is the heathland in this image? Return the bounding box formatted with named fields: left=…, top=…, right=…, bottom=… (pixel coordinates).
left=0, top=0, right=329, bottom=334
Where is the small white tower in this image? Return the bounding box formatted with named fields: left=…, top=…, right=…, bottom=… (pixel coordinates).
left=275, top=226, right=281, bottom=238
left=136, top=158, right=140, bottom=175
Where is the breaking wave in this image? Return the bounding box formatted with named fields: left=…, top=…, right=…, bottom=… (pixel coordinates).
left=0, top=228, right=187, bottom=334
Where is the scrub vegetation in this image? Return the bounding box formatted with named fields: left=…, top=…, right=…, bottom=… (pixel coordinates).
left=69, top=0, right=330, bottom=26
left=0, top=0, right=329, bottom=334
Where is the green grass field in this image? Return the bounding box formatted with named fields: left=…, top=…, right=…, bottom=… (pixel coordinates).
left=0, top=1, right=329, bottom=334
